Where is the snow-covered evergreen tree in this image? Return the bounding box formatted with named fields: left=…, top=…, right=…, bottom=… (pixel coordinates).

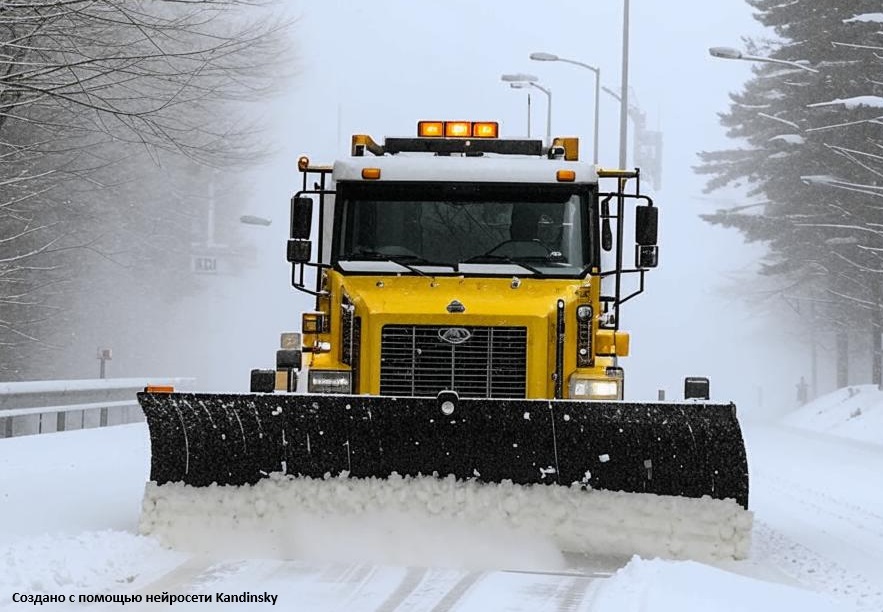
left=697, top=0, right=883, bottom=386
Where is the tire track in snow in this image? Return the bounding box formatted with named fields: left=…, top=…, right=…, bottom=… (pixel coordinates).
left=551, top=575, right=600, bottom=612
left=131, top=556, right=215, bottom=597
left=373, top=566, right=429, bottom=612
left=753, top=520, right=883, bottom=612
left=757, top=469, right=883, bottom=545
left=106, top=556, right=217, bottom=611
left=426, top=571, right=483, bottom=612
left=342, top=562, right=379, bottom=591
left=498, top=566, right=606, bottom=610
left=762, top=470, right=883, bottom=527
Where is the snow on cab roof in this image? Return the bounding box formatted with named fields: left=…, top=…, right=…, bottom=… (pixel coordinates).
left=333, top=154, right=599, bottom=184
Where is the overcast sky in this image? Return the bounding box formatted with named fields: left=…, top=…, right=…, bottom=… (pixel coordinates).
left=214, top=1, right=811, bottom=413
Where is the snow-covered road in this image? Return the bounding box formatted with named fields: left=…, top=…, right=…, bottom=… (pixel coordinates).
left=1, top=405, right=880, bottom=611
left=745, top=423, right=883, bottom=606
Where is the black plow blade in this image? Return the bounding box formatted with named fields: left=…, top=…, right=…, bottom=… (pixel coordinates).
left=138, top=392, right=749, bottom=508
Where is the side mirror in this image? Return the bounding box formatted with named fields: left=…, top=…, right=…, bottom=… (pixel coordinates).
left=287, top=239, right=312, bottom=264
left=290, top=196, right=313, bottom=240
left=635, top=205, right=658, bottom=246
left=635, top=244, right=659, bottom=269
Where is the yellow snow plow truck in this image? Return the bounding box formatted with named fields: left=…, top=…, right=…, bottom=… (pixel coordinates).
left=139, top=121, right=749, bottom=529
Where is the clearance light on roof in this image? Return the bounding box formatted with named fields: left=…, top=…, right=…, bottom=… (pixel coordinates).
left=472, top=122, right=499, bottom=138
left=417, top=121, right=500, bottom=139
left=445, top=121, right=471, bottom=137
left=557, top=169, right=576, bottom=182
left=417, top=121, right=445, bottom=137
left=361, top=167, right=381, bottom=180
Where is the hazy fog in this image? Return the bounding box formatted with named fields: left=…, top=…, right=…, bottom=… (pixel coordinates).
left=101, top=1, right=817, bottom=416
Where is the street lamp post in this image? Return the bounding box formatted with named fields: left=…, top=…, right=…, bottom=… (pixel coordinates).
left=501, top=73, right=537, bottom=138
left=510, top=82, right=552, bottom=147
left=501, top=73, right=552, bottom=146
left=708, top=46, right=819, bottom=73
left=530, top=52, right=601, bottom=165
left=619, top=0, right=630, bottom=169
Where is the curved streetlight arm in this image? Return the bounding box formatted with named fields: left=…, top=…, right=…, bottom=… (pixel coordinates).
left=708, top=46, right=819, bottom=73
left=555, top=57, right=600, bottom=75
left=531, top=52, right=601, bottom=164
left=529, top=83, right=552, bottom=148
left=601, top=86, right=641, bottom=119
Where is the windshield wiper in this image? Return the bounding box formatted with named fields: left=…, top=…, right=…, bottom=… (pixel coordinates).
left=460, top=254, right=542, bottom=275
left=342, top=250, right=452, bottom=276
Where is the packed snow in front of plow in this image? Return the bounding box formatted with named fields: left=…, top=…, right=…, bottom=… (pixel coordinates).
left=140, top=472, right=752, bottom=565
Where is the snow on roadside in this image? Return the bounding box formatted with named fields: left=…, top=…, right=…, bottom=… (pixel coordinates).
left=783, top=385, right=883, bottom=446
left=590, top=556, right=857, bottom=611
left=141, top=473, right=753, bottom=566
left=749, top=520, right=882, bottom=612
left=0, top=530, right=182, bottom=597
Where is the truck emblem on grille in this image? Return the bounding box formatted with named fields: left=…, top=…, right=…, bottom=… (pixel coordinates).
left=446, top=299, right=465, bottom=313
left=438, top=327, right=472, bottom=344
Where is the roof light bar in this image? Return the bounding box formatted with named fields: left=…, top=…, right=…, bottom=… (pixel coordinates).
left=417, top=121, right=500, bottom=139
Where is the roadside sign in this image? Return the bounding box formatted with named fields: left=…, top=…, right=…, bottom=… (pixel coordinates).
left=192, top=255, right=218, bottom=274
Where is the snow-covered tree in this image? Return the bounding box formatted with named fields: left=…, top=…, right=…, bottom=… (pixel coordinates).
left=0, top=1, right=292, bottom=378
left=696, top=0, right=883, bottom=387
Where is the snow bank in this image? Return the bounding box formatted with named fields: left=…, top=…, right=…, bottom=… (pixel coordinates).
left=783, top=385, right=883, bottom=446
left=0, top=531, right=178, bottom=596
left=591, top=556, right=854, bottom=611
left=140, top=474, right=752, bottom=566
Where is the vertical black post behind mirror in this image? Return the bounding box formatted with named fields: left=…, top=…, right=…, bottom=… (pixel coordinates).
left=635, top=205, right=658, bottom=246
left=290, top=196, right=314, bottom=240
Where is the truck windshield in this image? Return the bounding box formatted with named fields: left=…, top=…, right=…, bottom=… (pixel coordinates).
left=335, top=183, right=592, bottom=276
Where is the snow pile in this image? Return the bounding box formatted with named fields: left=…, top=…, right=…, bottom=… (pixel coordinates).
left=0, top=530, right=177, bottom=595
left=140, top=474, right=752, bottom=566
left=592, top=556, right=855, bottom=612
left=783, top=385, right=883, bottom=446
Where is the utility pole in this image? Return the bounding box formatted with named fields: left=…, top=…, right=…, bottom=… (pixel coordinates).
left=619, top=0, right=630, bottom=169
left=527, top=93, right=532, bottom=138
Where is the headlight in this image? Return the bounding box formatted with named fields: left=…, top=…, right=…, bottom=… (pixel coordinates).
left=569, top=374, right=622, bottom=400
left=308, top=370, right=352, bottom=394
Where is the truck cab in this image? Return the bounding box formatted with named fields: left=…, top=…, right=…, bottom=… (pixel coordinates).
left=256, top=120, right=659, bottom=402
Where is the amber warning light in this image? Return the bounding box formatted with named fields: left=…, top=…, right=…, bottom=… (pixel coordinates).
left=418, top=121, right=499, bottom=139
left=144, top=385, right=175, bottom=394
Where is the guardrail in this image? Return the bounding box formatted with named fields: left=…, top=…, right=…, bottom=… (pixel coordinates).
left=0, top=377, right=194, bottom=438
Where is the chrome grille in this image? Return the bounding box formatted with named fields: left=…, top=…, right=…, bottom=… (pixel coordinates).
left=379, top=325, right=527, bottom=398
